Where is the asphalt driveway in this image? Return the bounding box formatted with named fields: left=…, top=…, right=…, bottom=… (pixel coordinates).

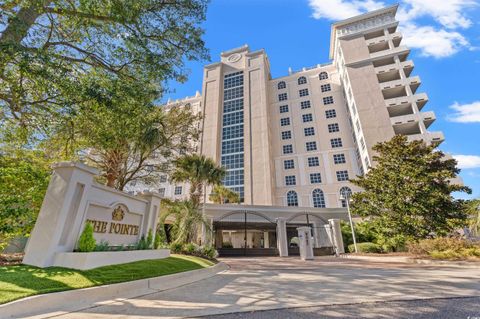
left=51, top=256, right=480, bottom=319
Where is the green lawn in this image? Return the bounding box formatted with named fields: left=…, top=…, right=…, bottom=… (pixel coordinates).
left=0, top=254, right=214, bottom=304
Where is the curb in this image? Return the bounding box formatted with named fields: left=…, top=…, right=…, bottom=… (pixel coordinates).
left=341, top=254, right=480, bottom=267
left=0, top=262, right=228, bottom=319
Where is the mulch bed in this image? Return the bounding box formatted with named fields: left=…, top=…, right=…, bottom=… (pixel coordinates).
left=0, top=253, right=24, bottom=266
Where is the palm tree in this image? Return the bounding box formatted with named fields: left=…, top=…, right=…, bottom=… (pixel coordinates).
left=209, top=185, right=240, bottom=204
left=171, top=154, right=226, bottom=206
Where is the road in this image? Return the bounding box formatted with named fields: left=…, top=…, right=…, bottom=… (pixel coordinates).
left=52, top=257, right=480, bottom=319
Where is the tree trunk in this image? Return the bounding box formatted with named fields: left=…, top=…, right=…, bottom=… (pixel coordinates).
left=0, top=5, right=44, bottom=45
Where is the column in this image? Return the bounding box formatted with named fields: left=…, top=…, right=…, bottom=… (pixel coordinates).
left=276, top=217, right=288, bottom=257
left=329, top=218, right=345, bottom=254
left=263, top=231, right=269, bottom=248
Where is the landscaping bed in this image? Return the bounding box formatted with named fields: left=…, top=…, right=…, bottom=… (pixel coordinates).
left=0, top=254, right=214, bottom=304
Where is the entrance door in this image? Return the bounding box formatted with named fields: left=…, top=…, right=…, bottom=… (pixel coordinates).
left=286, top=213, right=334, bottom=256
left=213, top=211, right=278, bottom=257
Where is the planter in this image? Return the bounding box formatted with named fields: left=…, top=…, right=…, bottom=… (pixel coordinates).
left=52, top=249, right=170, bottom=270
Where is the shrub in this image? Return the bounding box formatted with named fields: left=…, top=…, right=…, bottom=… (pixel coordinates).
left=201, top=245, right=219, bottom=260
left=154, top=233, right=161, bottom=249
left=94, top=240, right=110, bottom=251
left=348, top=242, right=383, bottom=253
left=183, top=242, right=197, bottom=254
left=222, top=242, right=233, bottom=248
left=407, top=237, right=480, bottom=259
left=170, top=242, right=183, bottom=253
left=77, top=223, right=96, bottom=252
left=136, top=235, right=148, bottom=250
left=146, top=229, right=153, bottom=249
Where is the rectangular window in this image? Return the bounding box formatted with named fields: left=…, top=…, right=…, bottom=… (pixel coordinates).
left=158, top=188, right=165, bottom=197
left=223, top=111, right=243, bottom=126
left=279, top=105, right=289, bottom=113
left=159, top=175, right=167, bottom=183
left=302, top=113, right=313, bottom=122
left=321, top=84, right=331, bottom=92
left=328, top=123, right=340, bottom=133
left=330, top=138, right=343, bottom=148
left=325, top=109, right=337, bottom=118
left=174, top=186, right=182, bottom=195
left=224, top=170, right=245, bottom=186
left=360, top=137, right=366, bottom=150
left=304, top=127, right=315, bottom=136
left=284, top=159, right=294, bottom=170
left=306, top=141, right=317, bottom=151
left=222, top=125, right=244, bottom=140
left=281, top=131, right=292, bottom=140
left=323, top=96, right=334, bottom=105
left=221, top=153, right=244, bottom=169
left=308, top=157, right=320, bottom=167
left=222, top=139, right=244, bottom=154
left=333, top=154, right=346, bottom=164
left=224, top=87, right=243, bottom=101
left=224, top=99, right=243, bottom=113
left=310, top=173, right=322, bottom=184
left=356, top=119, right=361, bottom=132
left=299, top=88, right=309, bottom=97
left=224, top=72, right=244, bottom=89
left=283, top=144, right=293, bottom=154
left=285, top=175, right=296, bottom=186
left=336, top=170, right=349, bottom=181
left=280, top=117, right=290, bottom=126
left=300, top=100, right=311, bottom=109
left=279, top=93, right=288, bottom=101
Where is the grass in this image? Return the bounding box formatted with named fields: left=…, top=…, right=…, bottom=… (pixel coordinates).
left=0, top=254, right=214, bottom=305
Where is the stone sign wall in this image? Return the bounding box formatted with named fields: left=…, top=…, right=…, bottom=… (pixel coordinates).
left=23, top=162, right=163, bottom=268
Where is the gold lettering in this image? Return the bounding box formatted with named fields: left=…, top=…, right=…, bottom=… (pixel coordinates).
left=114, top=223, right=121, bottom=234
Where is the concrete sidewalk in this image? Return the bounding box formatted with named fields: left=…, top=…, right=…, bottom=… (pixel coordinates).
left=42, top=257, right=480, bottom=319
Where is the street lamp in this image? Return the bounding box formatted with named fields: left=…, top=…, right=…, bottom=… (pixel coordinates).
left=340, top=192, right=358, bottom=253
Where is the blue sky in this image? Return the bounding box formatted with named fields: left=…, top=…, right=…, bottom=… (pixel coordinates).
left=165, top=0, right=480, bottom=199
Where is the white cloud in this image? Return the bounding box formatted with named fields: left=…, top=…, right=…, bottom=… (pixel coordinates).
left=447, top=101, right=480, bottom=123
left=453, top=155, right=480, bottom=169
left=307, top=0, right=477, bottom=58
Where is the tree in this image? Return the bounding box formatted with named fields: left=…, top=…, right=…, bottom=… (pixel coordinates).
left=0, top=0, right=208, bottom=137
left=466, top=199, right=480, bottom=237
left=209, top=185, right=240, bottom=204
left=350, top=135, right=471, bottom=240
left=0, top=148, right=51, bottom=250
left=46, top=71, right=201, bottom=190
left=171, top=154, right=226, bottom=205
left=159, top=198, right=208, bottom=244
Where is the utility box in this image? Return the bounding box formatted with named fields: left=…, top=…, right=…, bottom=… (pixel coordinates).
left=297, top=226, right=314, bottom=260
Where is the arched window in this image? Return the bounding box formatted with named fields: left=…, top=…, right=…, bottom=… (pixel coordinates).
left=298, top=76, right=307, bottom=85
left=339, top=186, right=352, bottom=208
left=287, top=190, right=298, bottom=207
left=312, top=189, right=326, bottom=208
left=319, top=72, right=328, bottom=80
left=278, top=81, right=286, bottom=90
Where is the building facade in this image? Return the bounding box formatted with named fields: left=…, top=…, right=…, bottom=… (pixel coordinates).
left=139, top=5, right=443, bottom=210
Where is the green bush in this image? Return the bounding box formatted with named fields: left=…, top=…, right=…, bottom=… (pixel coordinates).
left=77, top=223, right=96, bottom=252
left=408, top=237, right=480, bottom=260
left=154, top=233, right=161, bottom=249
left=201, top=245, right=219, bottom=260
left=183, top=243, right=197, bottom=254
left=222, top=242, right=233, bottom=248
left=136, top=235, right=148, bottom=250
left=170, top=242, right=183, bottom=253
left=348, top=242, right=383, bottom=253
left=94, top=240, right=110, bottom=251
left=146, top=229, right=153, bottom=249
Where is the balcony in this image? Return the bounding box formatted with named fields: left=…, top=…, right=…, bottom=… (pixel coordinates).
left=375, top=59, right=414, bottom=78
left=385, top=93, right=429, bottom=110
left=380, top=76, right=421, bottom=93
left=407, top=131, right=445, bottom=145
left=370, top=45, right=409, bottom=59
left=390, top=111, right=436, bottom=129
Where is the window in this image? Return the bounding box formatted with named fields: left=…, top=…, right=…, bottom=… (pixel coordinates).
left=221, top=153, right=244, bottom=169
left=287, top=190, right=298, bottom=207
left=299, top=88, right=309, bottom=97
left=222, top=139, right=244, bottom=154
left=323, top=96, right=334, bottom=105
left=224, top=87, right=243, bottom=100
left=310, top=173, right=322, bottom=184
left=321, top=84, right=331, bottom=92
left=360, top=137, right=366, bottom=150
left=281, top=131, right=292, bottom=140
left=298, top=76, right=307, bottom=85
left=304, top=127, right=315, bottom=136
left=302, top=113, right=313, bottom=122
left=319, top=72, right=328, bottom=80
left=223, top=111, right=243, bottom=126
left=333, top=154, right=346, bottom=164
left=325, top=109, right=337, bottom=118
left=279, top=105, right=289, bottom=113
left=222, top=125, right=243, bottom=140
left=356, top=119, right=361, bottom=132
left=330, top=138, right=343, bottom=148
left=224, top=73, right=244, bottom=89
left=284, top=159, right=294, bottom=170
left=278, top=81, right=286, bottom=90
left=174, top=186, right=182, bottom=195
left=224, top=99, right=243, bottom=113
left=340, top=186, right=352, bottom=207
left=278, top=93, right=288, bottom=101
left=308, top=157, right=319, bottom=167
left=328, top=123, right=340, bottom=133
left=280, top=117, right=290, bottom=126
left=159, top=175, right=167, bottom=183
left=158, top=188, right=165, bottom=197
left=312, top=189, right=326, bottom=208
left=224, top=170, right=244, bottom=186
left=283, top=144, right=293, bottom=154
left=285, top=175, right=296, bottom=186
left=300, top=100, right=311, bottom=109
left=306, top=141, right=317, bottom=151
left=336, top=170, right=349, bottom=181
